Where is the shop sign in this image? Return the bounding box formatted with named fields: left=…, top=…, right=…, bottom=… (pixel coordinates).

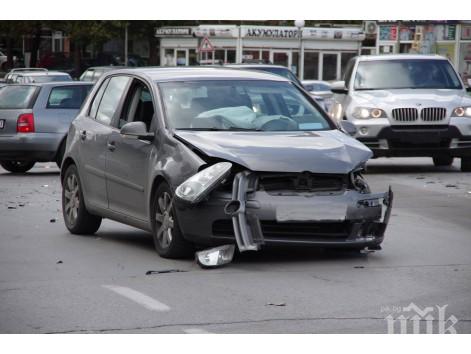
left=155, top=27, right=192, bottom=37
left=242, top=26, right=300, bottom=39
left=193, top=26, right=238, bottom=38
left=462, top=26, right=471, bottom=40
left=379, top=25, right=398, bottom=41
left=303, top=28, right=364, bottom=40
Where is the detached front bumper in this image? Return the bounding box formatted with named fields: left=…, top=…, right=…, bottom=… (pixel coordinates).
left=176, top=171, right=393, bottom=251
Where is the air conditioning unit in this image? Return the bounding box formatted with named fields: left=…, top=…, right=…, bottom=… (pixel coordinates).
left=364, top=21, right=378, bottom=35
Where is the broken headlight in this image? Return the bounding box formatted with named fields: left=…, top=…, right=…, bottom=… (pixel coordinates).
left=350, top=170, right=371, bottom=194
left=175, top=162, right=232, bottom=204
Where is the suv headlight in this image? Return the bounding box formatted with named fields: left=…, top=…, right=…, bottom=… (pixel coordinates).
left=175, top=162, right=232, bottom=204
left=452, top=107, right=471, bottom=117
left=353, top=107, right=387, bottom=119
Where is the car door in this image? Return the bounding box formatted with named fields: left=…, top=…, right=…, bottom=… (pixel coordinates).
left=105, top=79, right=155, bottom=221
left=77, top=75, right=132, bottom=210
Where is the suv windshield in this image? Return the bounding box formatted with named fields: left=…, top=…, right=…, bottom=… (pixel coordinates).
left=159, top=80, right=331, bottom=131
left=354, top=59, right=462, bottom=90
left=0, top=86, right=38, bottom=109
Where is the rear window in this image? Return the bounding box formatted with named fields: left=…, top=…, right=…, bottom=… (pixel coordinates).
left=0, top=86, right=39, bottom=109
left=47, top=85, right=92, bottom=109
left=30, top=75, right=72, bottom=83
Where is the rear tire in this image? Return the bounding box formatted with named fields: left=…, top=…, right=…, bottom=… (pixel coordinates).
left=62, top=164, right=102, bottom=234
left=151, top=182, right=193, bottom=258
left=461, top=157, right=471, bottom=172
left=433, top=156, right=453, bottom=167
left=0, top=160, right=35, bottom=173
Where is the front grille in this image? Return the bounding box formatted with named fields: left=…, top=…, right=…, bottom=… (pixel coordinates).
left=212, top=219, right=351, bottom=241
left=392, top=108, right=418, bottom=122
left=257, top=173, right=346, bottom=193
left=421, top=107, right=446, bottom=121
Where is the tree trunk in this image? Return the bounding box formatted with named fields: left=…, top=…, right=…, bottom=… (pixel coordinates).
left=30, top=27, right=41, bottom=67
left=73, top=40, right=81, bottom=78
left=148, top=36, right=159, bottom=66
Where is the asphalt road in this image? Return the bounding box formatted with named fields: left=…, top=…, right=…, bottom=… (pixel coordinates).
left=1, top=158, right=470, bottom=333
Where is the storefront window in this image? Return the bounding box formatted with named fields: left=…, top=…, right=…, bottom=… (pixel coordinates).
left=214, top=49, right=225, bottom=64
left=341, top=52, right=357, bottom=77
left=227, top=50, right=236, bottom=63
left=459, top=42, right=471, bottom=85
left=189, top=49, right=197, bottom=66
left=261, top=51, right=269, bottom=63
left=304, top=52, right=319, bottom=80
left=176, top=50, right=187, bottom=66
left=292, top=52, right=299, bottom=75
left=322, top=53, right=338, bottom=81
left=242, top=50, right=260, bottom=61
left=164, top=49, right=174, bottom=66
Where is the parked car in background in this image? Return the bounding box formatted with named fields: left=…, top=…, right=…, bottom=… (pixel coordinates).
left=60, top=67, right=392, bottom=260
left=226, top=63, right=328, bottom=110
left=302, top=80, right=334, bottom=111
left=79, top=66, right=125, bottom=82
left=0, top=81, right=93, bottom=173
left=331, top=54, right=471, bottom=171
left=4, top=69, right=72, bottom=84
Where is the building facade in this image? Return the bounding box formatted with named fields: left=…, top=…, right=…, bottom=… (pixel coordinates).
left=156, top=24, right=365, bottom=81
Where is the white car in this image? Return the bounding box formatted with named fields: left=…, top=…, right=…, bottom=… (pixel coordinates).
left=330, top=54, right=471, bottom=171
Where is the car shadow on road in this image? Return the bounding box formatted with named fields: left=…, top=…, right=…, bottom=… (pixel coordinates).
left=94, top=229, right=156, bottom=254
left=0, top=171, right=60, bottom=177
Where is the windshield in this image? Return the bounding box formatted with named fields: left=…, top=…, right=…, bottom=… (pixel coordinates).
left=354, top=59, right=462, bottom=90
left=159, top=80, right=331, bottom=131
left=0, top=86, right=38, bottom=109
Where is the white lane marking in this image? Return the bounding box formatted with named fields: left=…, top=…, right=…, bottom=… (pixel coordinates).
left=183, top=328, right=213, bottom=334
left=103, top=285, right=171, bottom=312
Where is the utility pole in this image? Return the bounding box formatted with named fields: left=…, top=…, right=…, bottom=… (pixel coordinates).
left=124, top=22, right=129, bottom=66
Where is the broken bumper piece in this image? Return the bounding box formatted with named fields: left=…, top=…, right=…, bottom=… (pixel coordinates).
left=224, top=171, right=394, bottom=253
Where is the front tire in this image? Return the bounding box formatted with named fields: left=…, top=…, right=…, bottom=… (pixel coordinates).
left=0, top=160, right=35, bottom=173
left=433, top=156, right=453, bottom=167
left=62, top=164, right=102, bottom=234
left=461, top=157, right=471, bottom=172
left=151, top=182, right=193, bottom=258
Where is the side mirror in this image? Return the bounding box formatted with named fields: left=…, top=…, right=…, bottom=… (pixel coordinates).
left=331, top=81, right=348, bottom=95
left=120, top=121, right=154, bottom=142
left=339, top=120, right=357, bottom=136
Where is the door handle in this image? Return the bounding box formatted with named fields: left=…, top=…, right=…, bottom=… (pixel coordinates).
left=107, top=141, right=116, bottom=151
left=80, top=130, right=87, bottom=141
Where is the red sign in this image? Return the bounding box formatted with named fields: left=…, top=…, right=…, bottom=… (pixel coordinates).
left=198, top=37, right=214, bottom=52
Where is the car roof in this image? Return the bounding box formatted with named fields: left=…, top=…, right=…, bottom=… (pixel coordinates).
left=6, top=82, right=93, bottom=88
left=17, top=71, right=71, bottom=77
left=85, top=66, right=126, bottom=70
left=225, top=64, right=290, bottom=70
left=106, top=66, right=290, bottom=82
left=357, top=54, right=448, bottom=61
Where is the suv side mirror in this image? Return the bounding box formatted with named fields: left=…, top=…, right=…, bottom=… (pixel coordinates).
left=339, top=120, right=357, bottom=136
left=331, top=81, right=348, bottom=95
left=120, top=121, right=154, bottom=142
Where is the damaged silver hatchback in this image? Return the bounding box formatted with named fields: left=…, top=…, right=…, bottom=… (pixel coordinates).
left=61, top=67, right=393, bottom=264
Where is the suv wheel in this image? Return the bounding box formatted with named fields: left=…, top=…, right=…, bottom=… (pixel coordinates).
left=62, top=164, right=102, bottom=234
left=433, top=156, right=454, bottom=167
left=152, top=182, right=193, bottom=258
left=0, top=160, right=35, bottom=173
left=461, top=157, right=471, bottom=172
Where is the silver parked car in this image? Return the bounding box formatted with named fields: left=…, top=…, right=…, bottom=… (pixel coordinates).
left=79, top=66, right=125, bottom=83
left=330, top=54, right=471, bottom=171
left=60, top=67, right=392, bottom=260
left=4, top=69, right=72, bottom=84
left=0, top=82, right=93, bottom=172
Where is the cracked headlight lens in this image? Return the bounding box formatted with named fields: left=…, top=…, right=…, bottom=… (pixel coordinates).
left=452, top=106, right=471, bottom=117
left=175, top=162, right=232, bottom=204
left=353, top=107, right=387, bottom=119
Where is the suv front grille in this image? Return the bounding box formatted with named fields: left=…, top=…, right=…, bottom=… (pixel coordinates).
left=420, top=107, right=447, bottom=121
left=392, top=108, right=418, bottom=122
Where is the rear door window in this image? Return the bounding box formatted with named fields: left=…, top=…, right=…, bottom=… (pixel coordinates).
left=46, top=85, right=92, bottom=109
left=0, top=86, right=39, bottom=109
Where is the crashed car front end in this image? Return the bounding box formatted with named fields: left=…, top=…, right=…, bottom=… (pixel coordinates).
left=175, top=162, right=393, bottom=253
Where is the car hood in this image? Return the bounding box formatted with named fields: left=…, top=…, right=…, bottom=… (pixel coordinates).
left=174, top=130, right=372, bottom=174
left=351, top=89, right=471, bottom=108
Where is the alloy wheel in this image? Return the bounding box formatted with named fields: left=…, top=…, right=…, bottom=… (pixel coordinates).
left=64, top=173, right=80, bottom=225
left=155, top=192, right=175, bottom=249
